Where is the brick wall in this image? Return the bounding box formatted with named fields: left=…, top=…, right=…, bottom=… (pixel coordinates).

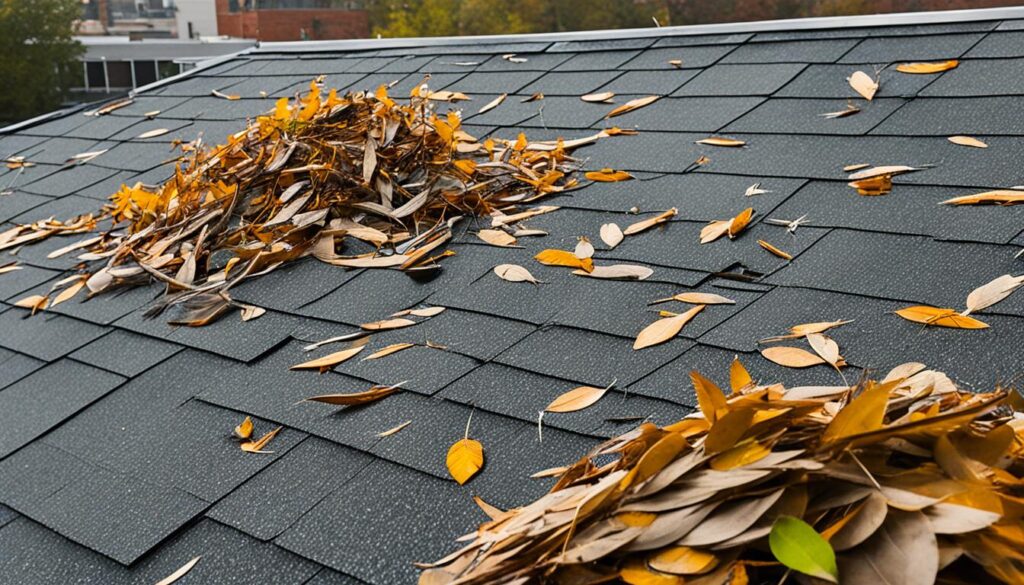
left=215, top=0, right=369, bottom=41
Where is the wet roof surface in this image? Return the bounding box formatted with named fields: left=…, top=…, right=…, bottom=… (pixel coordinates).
left=2, top=11, right=1024, bottom=584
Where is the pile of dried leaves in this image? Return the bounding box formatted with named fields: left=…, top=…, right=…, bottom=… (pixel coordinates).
left=0, top=78, right=621, bottom=325
left=420, top=361, right=1024, bottom=585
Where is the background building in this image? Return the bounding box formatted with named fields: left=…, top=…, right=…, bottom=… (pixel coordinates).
left=215, top=0, right=370, bottom=41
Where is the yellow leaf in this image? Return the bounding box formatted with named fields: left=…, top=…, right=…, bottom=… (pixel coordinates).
left=447, top=438, right=484, bottom=484
left=476, top=229, right=517, bottom=247
left=895, top=306, right=989, bottom=329
left=233, top=416, right=253, bottom=440
left=363, top=343, right=415, bottom=361
left=758, top=239, right=792, bottom=260
left=621, top=558, right=685, bottom=585
left=821, top=381, right=893, bottom=443
left=696, top=137, right=746, bottom=147
left=535, top=249, right=594, bottom=272
left=648, top=546, right=719, bottom=575
left=690, top=370, right=728, bottom=423
left=948, top=135, right=988, bottom=148
left=730, top=356, right=753, bottom=394
left=896, top=60, right=959, bottom=74
left=848, top=70, right=878, bottom=100
left=710, top=440, right=772, bottom=470
left=760, top=346, right=827, bottom=368
left=585, top=168, right=634, bottom=182
left=633, top=305, right=704, bottom=350
left=304, top=382, right=403, bottom=406
left=290, top=345, right=365, bottom=372
left=941, top=190, right=1024, bottom=206
left=705, top=408, right=755, bottom=454
left=620, top=432, right=687, bottom=490
left=546, top=381, right=614, bottom=413
left=848, top=174, right=893, bottom=196
left=728, top=207, right=754, bottom=238
left=241, top=426, right=281, bottom=453
left=623, top=208, right=677, bottom=236
left=606, top=95, right=659, bottom=118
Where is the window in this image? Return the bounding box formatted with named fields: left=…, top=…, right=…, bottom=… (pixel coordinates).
left=105, top=61, right=133, bottom=89
left=158, top=61, right=180, bottom=80
left=253, top=0, right=364, bottom=9
left=85, top=61, right=106, bottom=89
left=133, top=61, right=158, bottom=87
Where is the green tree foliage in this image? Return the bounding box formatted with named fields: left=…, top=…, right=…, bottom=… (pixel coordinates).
left=0, top=0, right=83, bottom=123
left=369, top=0, right=670, bottom=38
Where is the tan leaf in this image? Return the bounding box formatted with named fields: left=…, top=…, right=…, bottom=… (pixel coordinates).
left=760, top=346, right=827, bottom=368
left=212, top=89, right=241, bottom=100
left=947, top=135, right=988, bottom=148
left=490, top=205, right=559, bottom=227
left=758, top=239, right=792, bottom=260
left=600, top=223, right=624, bottom=248
left=0, top=262, right=21, bottom=275
left=136, top=128, right=170, bottom=139
left=363, top=342, right=415, bottom=361
left=494, top=263, right=539, bottom=283
left=760, top=320, right=853, bottom=343
left=476, top=229, right=517, bottom=247
left=360, top=317, right=417, bottom=331
left=848, top=70, right=878, bottom=100
left=477, top=93, right=506, bottom=114
left=700, top=220, right=731, bottom=244
left=807, top=332, right=842, bottom=369
left=241, top=426, right=282, bottom=453
left=14, top=294, right=49, bottom=313
left=377, top=420, right=412, bottom=437
left=728, top=207, right=754, bottom=238
left=634, top=305, right=705, bottom=350
left=695, top=137, right=745, bottom=147
left=844, top=163, right=870, bottom=172
left=521, top=92, right=543, bottom=102
left=572, top=264, right=653, bottom=280
left=50, top=278, right=86, bottom=307
left=896, top=60, right=958, bottom=74
left=574, top=237, right=595, bottom=259
left=820, top=104, right=860, bottom=119
left=837, top=510, right=938, bottom=585
left=623, top=208, right=677, bottom=236
left=940, top=190, right=1024, bottom=206
left=290, top=345, right=365, bottom=372
left=155, top=556, right=202, bottom=585
left=651, top=292, right=735, bottom=306
left=962, top=274, right=1024, bottom=315
left=847, top=165, right=920, bottom=180
left=240, top=304, right=266, bottom=321
left=304, top=382, right=404, bottom=406
left=895, top=306, right=989, bottom=329
left=668, top=59, right=684, bottom=69
left=546, top=380, right=615, bottom=413
left=605, top=95, right=659, bottom=118
left=581, top=92, right=615, bottom=103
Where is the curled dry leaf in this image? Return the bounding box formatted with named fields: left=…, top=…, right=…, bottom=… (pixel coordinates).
left=600, top=223, right=624, bottom=248
left=695, top=137, right=746, bottom=147
left=394, top=306, right=446, bottom=318
left=377, top=420, right=412, bottom=437
left=605, top=95, right=659, bottom=118
left=963, top=274, right=1024, bottom=315
left=476, top=229, right=517, bottom=247
left=585, top=168, right=634, bottom=182
left=948, top=135, right=988, bottom=148
left=820, top=104, right=860, bottom=119
left=14, top=294, right=49, bottom=313
left=758, top=239, right=792, bottom=260
left=363, top=342, right=415, bottom=361
left=728, top=207, right=754, bottom=238
left=581, top=92, right=615, bottom=103
left=241, top=426, right=282, bottom=454
left=477, top=93, right=506, bottom=114
left=546, top=380, right=616, bottom=413
left=239, top=304, right=266, bottom=321
left=895, top=306, right=989, bottom=329
left=849, top=175, right=893, bottom=196
left=50, top=278, right=86, bottom=307
left=304, top=382, right=404, bottom=406
left=572, top=264, right=653, bottom=280
left=745, top=183, right=769, bottom=196
left=290, top=344, right=365, bottom=372
left=941, top=190, right=1024, bottom=206
left=848, top=70, right=878, bottom=100
left=634, top=304, right=705, bottom=350
left=535, top=248, right=594, bottom=272
left=233, top=416, right=254, bottom=440
left=729, top=356, right=753, bottom=394
left=623, top=208, right=677, bottom=236
left=761, top=346, right=827, bottom=368
left=494, top=263, right=539, bottom=284
left=154, top=556, right=202, bottom=585
left=847, top=165, right=921, bottom=181
left=896, top=60, right=958, bottom=74
left=700, top=220, right=731, bottom=244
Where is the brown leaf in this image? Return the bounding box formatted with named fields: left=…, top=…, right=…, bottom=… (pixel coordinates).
left=136, top=128, right=170, bottom=139
left=574, top=237, right=595, bottom=259
left=651, top=292, right=735, bottom=306
left=729, top=357, right=753, bottom=394
left=241, top=426, right=282, bottom=453
left=837, top=510, right=938, bottom=585
left=363, top=342, right=415, bottom=361
left=758, top=239, right=792, bottom=260
left=691, top=370, right=728, bottom=423
left=239, top=304, right=266, bottom=321
left=605, top=95, right=659, bottom=118
left=760, top=346, right=827, bottom=368
left=695, top=137, right=746, bottom=147
left=940, top=190, right=1024, bottom=206
left=822, top=381, right=892, bottom=443
left=546, top=380, right=615, bottom=413
left=823, top=491, right=887, bottom=550
left=50, top=278, right=86, bottom=308
left=303, top=382, right=404, bottom=406
left=623, top=208, right=677, bottom=236
left=947, top=135, right=988, bottom=148
left=290, top=344, right=365, bottom=372
left=392, top=306, right=446, bottom=318
left=848, top=70, right=878, bottom=100
left=728, top=207, right=754, bottom=238
left=360, top=317, right=417, bottom=331
left=14, top=294, right=49, bottom=313
left=494, top=263, right=539, bottom=283
left=476, top=229, right=517, bottom=247
left=211, top=89, right=241, bottom=100
left=634, top=305, right=704, bottom=350
left=896, top=60, right=958, bottom=74
left=807, top=333, right=842, bottom=370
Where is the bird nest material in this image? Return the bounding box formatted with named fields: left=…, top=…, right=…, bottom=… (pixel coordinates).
left=0, top=79, right=624, bottom=325
left=420, top=361, right=1024, bottom=585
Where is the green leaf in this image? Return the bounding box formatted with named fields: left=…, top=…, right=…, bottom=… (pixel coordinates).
left=769, top=515, right=839, bottom=583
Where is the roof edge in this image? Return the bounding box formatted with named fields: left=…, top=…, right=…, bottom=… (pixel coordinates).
left=253, top=5, right=1024, bottom=54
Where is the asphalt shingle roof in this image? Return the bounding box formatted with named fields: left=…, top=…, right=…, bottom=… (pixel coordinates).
left=2, top=9, right=1024, bottom=584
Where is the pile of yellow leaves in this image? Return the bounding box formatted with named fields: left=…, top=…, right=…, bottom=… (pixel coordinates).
left=420, top=361, right=1024, bottom=585
left=1, top=78, right=616, bottom=325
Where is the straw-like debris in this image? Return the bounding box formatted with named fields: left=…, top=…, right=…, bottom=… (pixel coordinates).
left=420, top=361, right=1024, bottom=585
left=0, top=78, right=622, bottom=325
